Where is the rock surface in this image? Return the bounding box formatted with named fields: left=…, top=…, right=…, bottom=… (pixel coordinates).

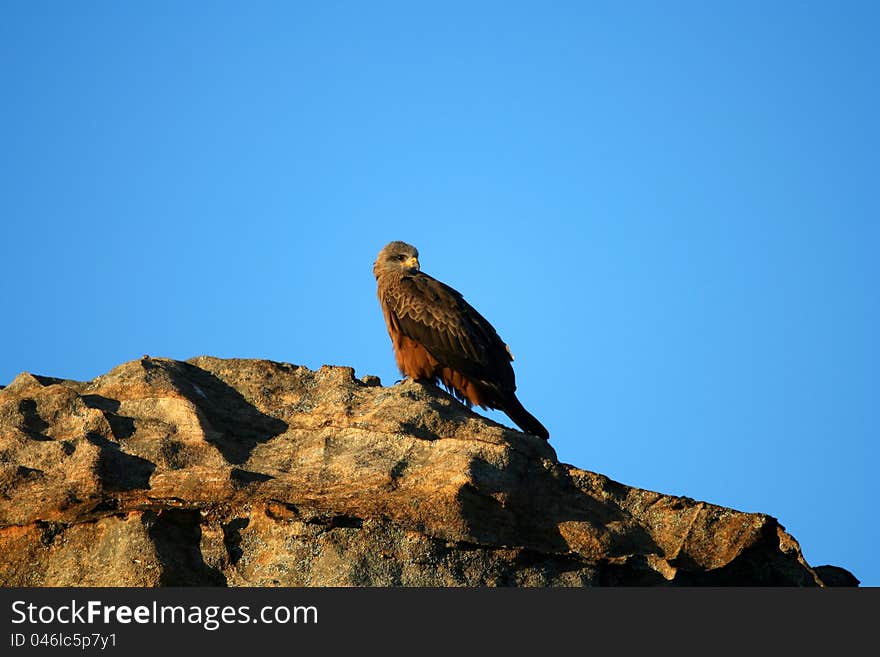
left=0, top=356, right=856, bottom=586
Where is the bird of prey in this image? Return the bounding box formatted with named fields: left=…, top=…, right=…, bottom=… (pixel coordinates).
left=373, top=241, right=549, bottom=440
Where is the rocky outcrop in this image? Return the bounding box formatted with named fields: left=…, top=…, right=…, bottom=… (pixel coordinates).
left=0, top=356, right=856, bottom=586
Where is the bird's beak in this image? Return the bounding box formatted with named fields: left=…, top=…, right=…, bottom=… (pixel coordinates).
left=404, top=256, right=420, bottom=271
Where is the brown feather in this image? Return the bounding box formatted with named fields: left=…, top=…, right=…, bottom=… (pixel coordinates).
left=374, top=241, right=549, bottom=440
left=394, top=333, right=439, bottom=381
left=438, top=367, right=491, bottom=407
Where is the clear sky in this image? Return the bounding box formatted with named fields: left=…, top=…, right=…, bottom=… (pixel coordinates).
left=2, top=2, right=877, bottom=586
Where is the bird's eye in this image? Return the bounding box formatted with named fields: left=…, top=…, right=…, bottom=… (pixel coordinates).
left=396, top=254, right=406, bottom=261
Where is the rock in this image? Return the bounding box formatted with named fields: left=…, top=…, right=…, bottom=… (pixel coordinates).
left=812, top=565, right=860, bottom=587
left=0, top=356, right=856, bottom=586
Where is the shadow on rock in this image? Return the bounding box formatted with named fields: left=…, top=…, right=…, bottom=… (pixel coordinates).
left=458, top=456, right=662, bottom=560
left=81, top=395, right=136, bottom=440
left=146, top=509, right=227, bottom=586
left=85, top=433, right=156, bottom=491
left=156, top=360, right=288, bottom=465
left=18, top=399, right=51, bottom=441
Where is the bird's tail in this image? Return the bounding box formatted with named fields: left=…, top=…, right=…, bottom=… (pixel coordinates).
left=501, top=394, right=549, bottom=440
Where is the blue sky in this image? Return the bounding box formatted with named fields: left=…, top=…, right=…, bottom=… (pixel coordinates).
left=2, top=2, right=877, bottom=585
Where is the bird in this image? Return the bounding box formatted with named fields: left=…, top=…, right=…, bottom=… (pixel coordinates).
left=373, top=240, right=549, bottom=440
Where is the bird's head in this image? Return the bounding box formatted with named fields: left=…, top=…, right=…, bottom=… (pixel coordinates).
left=373, top=241, right=421, bottom=277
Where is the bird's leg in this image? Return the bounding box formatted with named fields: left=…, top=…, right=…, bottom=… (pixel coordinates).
left=395, top=374, right=434, bottom=383
left=395, top=376, right=439, bottom=390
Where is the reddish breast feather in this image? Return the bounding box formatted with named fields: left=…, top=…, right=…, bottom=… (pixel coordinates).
left=392, top=332, right=490, bottom=408
left=393, top=333, right=439, bottom=381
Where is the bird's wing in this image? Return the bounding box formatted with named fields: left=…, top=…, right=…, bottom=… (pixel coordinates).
left=381, top=272, right=515, bottom=389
